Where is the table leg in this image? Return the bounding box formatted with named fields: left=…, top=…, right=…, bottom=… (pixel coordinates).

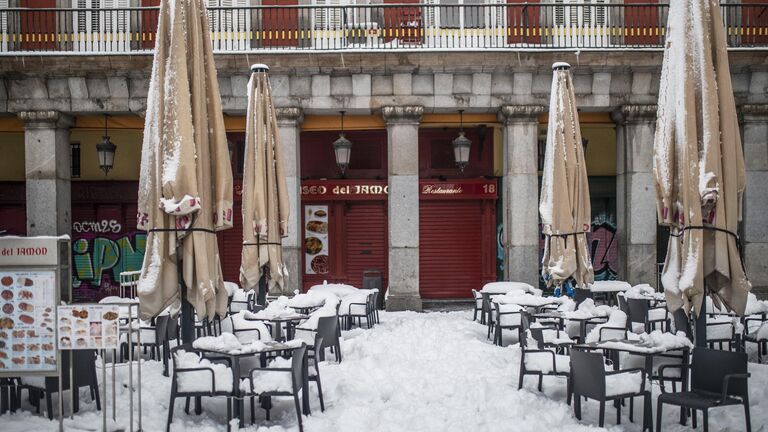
left=644, top=355, right=654, bottom=430
left=679, top=350, right=689, bottom=425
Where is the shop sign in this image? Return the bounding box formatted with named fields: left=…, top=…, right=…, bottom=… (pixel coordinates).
left=419, top=180, right=498, bottom=199
left=300, top=180, right=389, bottom=201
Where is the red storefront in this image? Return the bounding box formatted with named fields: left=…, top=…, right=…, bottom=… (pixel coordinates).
left=418, top=126, right=499, bottom=299
left=299, top=129, right=389, bottom=292
left=300, top=180, right=388, bottom=292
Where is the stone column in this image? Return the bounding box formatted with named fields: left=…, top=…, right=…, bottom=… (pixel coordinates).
left=382, top=105, right=423, bottom=311
left=613, top=105, right=657, bottom=286
left=18, top=111, right=73, bottom=236
left=741, top=105, right=768, bottom=296
left=497, top=105, right=545, bottom=285
left=276, top=107, right=304, bottom=294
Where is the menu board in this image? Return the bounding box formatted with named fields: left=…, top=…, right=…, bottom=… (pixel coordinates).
left=304, top=205, right=329, bottom=275
left=0, top=270, right=58, bottom=374
left=57, top=305, right=119, bottom=350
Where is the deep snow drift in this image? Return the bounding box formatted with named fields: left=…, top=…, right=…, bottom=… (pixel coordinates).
left=3, top=311, right=767, bottom=431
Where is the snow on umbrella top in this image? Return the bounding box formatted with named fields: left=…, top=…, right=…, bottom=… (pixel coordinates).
left=539, top=62, right=594, bottom=289
left=240, top=66, right=291, bottom=295
left=654, top=0, right=750, bottom=316
left=136, top=0, right=234, bottom=321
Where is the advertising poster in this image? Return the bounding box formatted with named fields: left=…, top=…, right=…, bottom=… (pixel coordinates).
left=57, top=305, right=120, bottom=350
left=0, top=270, right=58, bottom=373
left=304, top=205, right=329, bottom=275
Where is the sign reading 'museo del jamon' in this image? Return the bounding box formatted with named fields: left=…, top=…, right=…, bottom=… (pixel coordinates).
left=300, top=179, right=497, bottom=200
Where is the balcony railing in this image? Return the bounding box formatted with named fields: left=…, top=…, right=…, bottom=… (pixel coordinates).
left=0, top=3, right=765, bottom=55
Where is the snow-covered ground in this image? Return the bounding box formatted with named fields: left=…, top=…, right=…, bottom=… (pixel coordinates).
left=3, top=310, right=767, bottom=431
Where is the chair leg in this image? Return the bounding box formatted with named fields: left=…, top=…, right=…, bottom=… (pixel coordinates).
left=250, top=397, right=255, bottom=425
left=566, top=378, right=572, bottom=406
left=93, top=383, right=101, bottom=410
left=518, top=370, right=525, bottom=390
left=574, top=394, right=582, bottom=420
left=316, top=374, right=325, bottom=412
left=644, top=392, right=652, bottom=432
left=167, top=395, right=175, bottom=432
left=226, top=397, right=232, bottom=432
left=692, top=409, right=697, bottom=429
left=703, top=409, right=709, bottom=432
left=616, top=398, right=621, bottom=425
left=184, top=397, right=190, bottom=415
left=598, top=401, right=605, bottom=427
left=744, top=399, right=752, bottom=432
left=629, top=396, right=634, bottom=422
left=537, top=374, right=543, bottom=392
left=293, top=393, right=304, bottom=432
left=656, top=399, right=663, bottom=432
left=45, top=392, right=53, bottom=420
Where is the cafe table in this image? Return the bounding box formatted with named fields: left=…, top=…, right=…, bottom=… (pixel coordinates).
left=245, top=312, right=309, bottom=341
left=194, top=340, right=307, bottom=428
left=532, top=311, right=609, bottom=341
left=493, top=295, right=560, bottom=313
left=573, top=336, right=692, bottom=424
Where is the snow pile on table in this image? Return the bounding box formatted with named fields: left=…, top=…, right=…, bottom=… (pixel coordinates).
left=287, top=290, right=334, bottom=309
left=193, top=332, right=243, bottom=353
left=175, top=350, right=233, bottom=393
left=481, top=281, right=543, bottom=296
left=585, top=310, right=628, bottom=342
left=588, top=280, right=631, bottom=292
left=493, top=293, right=561, bottom=307
left=250, top=296, right=301, bottom=319
left=622, top=284, right=664, bottom=300
left=563, top=298, right=613, bottom=319
left=597, top=331, right=693, bottom=353
left=309, top=281, right=360, bottom=298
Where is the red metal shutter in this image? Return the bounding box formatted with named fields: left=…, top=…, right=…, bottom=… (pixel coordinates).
left=343, top=201, right=388, bottom=290
left=218, top=202, right=243, bottom=286
left=419, top=201, right=485, bottom=299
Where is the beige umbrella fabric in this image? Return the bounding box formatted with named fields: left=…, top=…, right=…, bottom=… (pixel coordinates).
left=539, top=62, right=594, bottom=289
left=654, top=0, right=750, bottom=316
left=137, top=0, right=233, bottom=321
left=240, top=65, right=290, bottom=295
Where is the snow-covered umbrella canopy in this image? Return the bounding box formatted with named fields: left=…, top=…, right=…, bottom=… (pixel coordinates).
left=539, top=62, right=594, bottom=289
left=654, top=0, right=751, bottom=316
left=240, top=64, right=291, bottom=295
left=136, top=0, right=233, bottom=320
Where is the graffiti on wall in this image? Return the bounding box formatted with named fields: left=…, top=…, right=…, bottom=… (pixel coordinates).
left=538, top=212, right=619, bottom=284
left=71, top=219, right=146, bottom=302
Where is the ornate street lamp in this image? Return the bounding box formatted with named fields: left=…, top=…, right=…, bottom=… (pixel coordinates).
left=96, top=114, right=116, bottom=175
left=453, top=109, right=471, bottom=171
left=333, top=111, right=352, bottom=176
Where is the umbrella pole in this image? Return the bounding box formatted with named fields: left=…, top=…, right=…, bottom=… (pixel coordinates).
left=177, top=239, right=195, bottom=344
left=694, top=287, right=708, bottom=348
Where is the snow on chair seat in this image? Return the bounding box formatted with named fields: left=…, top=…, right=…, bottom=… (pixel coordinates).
left=524, top=352, right=571, bottom=374
left=239, top=356, right=293, bottom=394
left=173, top=350, right=233, bottom=393
left=604, top=371, right=643, bottom=397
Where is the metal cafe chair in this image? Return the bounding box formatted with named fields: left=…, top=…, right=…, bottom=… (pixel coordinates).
left=492, top=302, right=525, bottom=346
left=571, top=349, right=652, bottom=430
left=743, top=316, right=768, bottom=363
left=241, top=344, right=308, bottom=432
left=17, top=350, right=101, bottom=420
left=627, top=298, right=670, bottom=333
left=471, top=289, right=483, bottom=322
left=657, top=348, right=751, bottom=432
left=518, top=314, right=573, bottom=403
left=167, top=345, right=234, bottom=432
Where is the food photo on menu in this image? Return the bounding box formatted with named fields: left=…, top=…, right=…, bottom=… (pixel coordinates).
left=305, top=205, right=330, bottom=275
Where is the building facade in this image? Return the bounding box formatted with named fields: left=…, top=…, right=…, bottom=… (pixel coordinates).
left=0, top=1, right=766, bottom=309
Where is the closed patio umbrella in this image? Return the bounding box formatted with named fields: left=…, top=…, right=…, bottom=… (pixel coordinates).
left=539, top=62, right=594, bottom=291
left=136, top=0, right=233, bottom=337
left=654, top=0, right=751, bottom=325
left=240, top=64, right=290, bottom=299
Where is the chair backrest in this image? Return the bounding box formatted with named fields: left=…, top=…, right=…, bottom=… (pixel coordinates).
left=626, top=298, right=650, bottom=324
left=574, top=289, right=593, bottom=307
left=316, top=315, right=338, bottom=350
left=166, top=315, right=180, bottom=340
left=570, top=349, right=606, bottom=399
left=672, top=309, right=693, bottom=341
left=291, top=344, right=308, bottom=392
left=482, top=292, right=493, bottom=314
left=528, top=327, right=547, bottom=350
left=617, top=293, right=629, bottom=315
left=691, top=348, right=748, bottom=397
left=72, top=349, right=98, bottom=387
